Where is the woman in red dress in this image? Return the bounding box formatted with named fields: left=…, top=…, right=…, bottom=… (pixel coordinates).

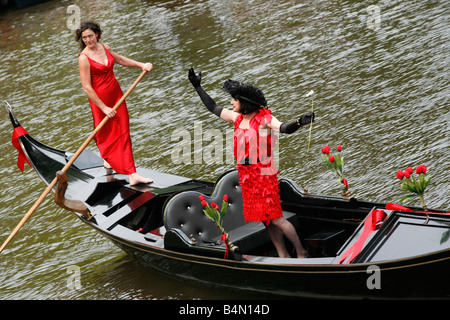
left=189, top=68, right=314, bottom=258
left=76, top=21, right=153, bottom=185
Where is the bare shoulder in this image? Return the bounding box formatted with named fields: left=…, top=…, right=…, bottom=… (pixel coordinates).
left=102, top=43, right=112, bottom=51
left=78, top=52, right=89, bottom=65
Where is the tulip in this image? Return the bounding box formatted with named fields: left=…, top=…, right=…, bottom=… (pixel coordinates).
left=322, top=145, right=330, bottom=154
left=328, top=155, right=335, bottom=163
left=403, top=170, right=410, bottom=179
left=342, top=178, right=348, bottom=188
left=337, top=145, right=342, bottom=152
left=396, top=170, right=404, bottom=180
left=405, top=167, right=414, bottom=175
left=201, top=200, right=208, bottom=207
left=211, top=202, right=219, bottom=210
left=198, top=194, right=205, bottom=201
left=223, top=194, right=228, bottom=202
left=416, top=164, right=427, bottom=174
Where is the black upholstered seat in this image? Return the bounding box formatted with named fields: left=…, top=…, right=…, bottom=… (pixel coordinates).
left=163, top=170, right=244, bottom=243
left=163, top=170, right=299, bottom=257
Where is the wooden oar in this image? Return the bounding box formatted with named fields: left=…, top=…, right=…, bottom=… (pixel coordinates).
left=0, top=69, right=148, bottom=254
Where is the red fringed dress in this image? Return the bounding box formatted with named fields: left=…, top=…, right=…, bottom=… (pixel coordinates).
left=79, top=44, right=136, bottom=175
left=234, top=108, right=283, bottom=226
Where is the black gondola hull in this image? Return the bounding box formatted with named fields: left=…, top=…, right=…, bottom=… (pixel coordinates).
left=5, top=101, right=450, bottom=299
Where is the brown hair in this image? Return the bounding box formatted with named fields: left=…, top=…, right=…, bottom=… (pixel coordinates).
left=75, top=20, right=102, bottom=51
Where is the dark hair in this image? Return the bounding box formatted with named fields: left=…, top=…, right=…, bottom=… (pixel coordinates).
left=75, top=20, right=102, bottom=51
left=222, top=79, right=267, bottom=115
left=238, top=100, right=261, bottom=115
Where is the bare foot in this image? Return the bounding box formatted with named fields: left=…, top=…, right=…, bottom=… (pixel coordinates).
left=297, top=250, right=309, bottom=258
left=129, top=173, right=153, bottom=185
left=103, top=160, right=112, bottom=169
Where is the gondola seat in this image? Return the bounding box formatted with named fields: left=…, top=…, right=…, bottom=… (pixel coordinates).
left=163, top=170, right=299, bottom=257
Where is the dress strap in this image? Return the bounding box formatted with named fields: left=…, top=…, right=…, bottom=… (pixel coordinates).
left=234, top=114, right=243, bottom=130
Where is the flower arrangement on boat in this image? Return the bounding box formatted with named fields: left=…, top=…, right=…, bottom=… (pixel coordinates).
left=199, top=194, right=236, bottom=258
left=396, top=164, right=431, bottom=222
left=321, top=144, right=352, bottom=199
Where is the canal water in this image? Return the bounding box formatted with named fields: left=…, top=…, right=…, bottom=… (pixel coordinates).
left=0, top=0, right=448, bottom=299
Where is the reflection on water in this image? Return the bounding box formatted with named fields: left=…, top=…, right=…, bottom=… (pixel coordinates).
left=0, top=0, right=448, bottom=299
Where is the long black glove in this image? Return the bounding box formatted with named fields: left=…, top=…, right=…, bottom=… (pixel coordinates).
left=279, top=112, right=315, bottom=134
left=188, top=68, right=223, bottom=117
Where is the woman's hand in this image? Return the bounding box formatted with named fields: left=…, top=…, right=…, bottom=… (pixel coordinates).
left=101, top=106, right=116, bottom=118
left=188, top=67, right=202, bottom=88
left=141, top=63, right=153, bottom=72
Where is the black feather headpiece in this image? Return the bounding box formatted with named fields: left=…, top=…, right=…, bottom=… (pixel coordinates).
left=222, top=79, right=267, bottom=107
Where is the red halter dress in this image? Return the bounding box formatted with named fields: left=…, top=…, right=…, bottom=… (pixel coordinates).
left=234, top=108, right=283, bottom=226
left=79, top=45, right=136, bottom=175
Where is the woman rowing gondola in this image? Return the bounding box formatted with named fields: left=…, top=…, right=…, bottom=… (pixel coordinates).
left=76, top=20, right=153, bottom=185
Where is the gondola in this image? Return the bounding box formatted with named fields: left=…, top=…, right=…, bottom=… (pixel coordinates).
left=5, top=101, right=450, bottom=299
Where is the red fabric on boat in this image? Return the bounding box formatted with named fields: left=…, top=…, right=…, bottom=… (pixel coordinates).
left=234, top=108, right=283, bottom=225
left=79, top=44, right=136, bottom=175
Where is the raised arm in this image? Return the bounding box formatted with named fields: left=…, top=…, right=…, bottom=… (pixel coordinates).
left=268, top=112, right=315, bottom=133
left=188, top=68, right=238, bottom=123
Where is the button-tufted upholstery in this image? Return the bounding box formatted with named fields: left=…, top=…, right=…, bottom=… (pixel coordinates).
left=163, top=170, right=299, bottom=256
left=163, top=170, right=244, bottom=243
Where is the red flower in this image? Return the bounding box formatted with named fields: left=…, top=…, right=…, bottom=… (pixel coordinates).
left=211, top=202, right=219, bottom=210
left=321, top=145, right=331, bottom=154
left=328, top=155, right=335, bottom=163
left=201, top=200, right=208, bottom=207
left=342, top=178, right=348, bottom=187
left=396, top=170, right=404, bottom=180
left=416, top=164, right=427, bottom=174
left=198, top=194, right=205, bottom=201
left=405, top=167, right=414, bottom=175
left=223, top=194, right=228, bottom=202
left=403, top=170, right=411, bottom=179
left=337, top=145, right=342, bottom=152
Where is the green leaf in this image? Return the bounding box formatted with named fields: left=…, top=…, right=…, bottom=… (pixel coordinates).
left=335, top=154, right=343, bottom=174
left=423, top=174, right=431, bottom=189
left=401, top=180, right=414, bottom=192
left=400, top=194, right=416, bottom=203
left=203, top=207, right=220, bottom=223
left=220, top=201, right=228, bottom=223
left=414, top=178, right=423, bottom=194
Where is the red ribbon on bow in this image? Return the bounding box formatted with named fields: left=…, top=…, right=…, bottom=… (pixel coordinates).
left=11, top=126, right=32, bottom=172
left=386, top=203, right=450, bottom=216
left=221, top=233, right=229, bottom=259
left=337, top=209, right=387, bottom=264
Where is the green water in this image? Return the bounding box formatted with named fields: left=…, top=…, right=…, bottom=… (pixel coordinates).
left=0, top=0, right=448, bottom=299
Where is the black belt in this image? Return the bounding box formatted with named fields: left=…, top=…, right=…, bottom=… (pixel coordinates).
left=241, top=157, right=260, bottom=165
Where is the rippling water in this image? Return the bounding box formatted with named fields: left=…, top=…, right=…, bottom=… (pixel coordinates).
left=0, top=0, right=448, bottom=300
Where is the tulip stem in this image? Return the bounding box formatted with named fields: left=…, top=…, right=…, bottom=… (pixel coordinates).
left=307, top=98, right=314, bottom=152
left=418, top=194, right=429, bottom=224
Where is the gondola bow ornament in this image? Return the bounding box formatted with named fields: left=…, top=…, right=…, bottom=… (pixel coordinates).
left=11, top=126, right=32, bottom=172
